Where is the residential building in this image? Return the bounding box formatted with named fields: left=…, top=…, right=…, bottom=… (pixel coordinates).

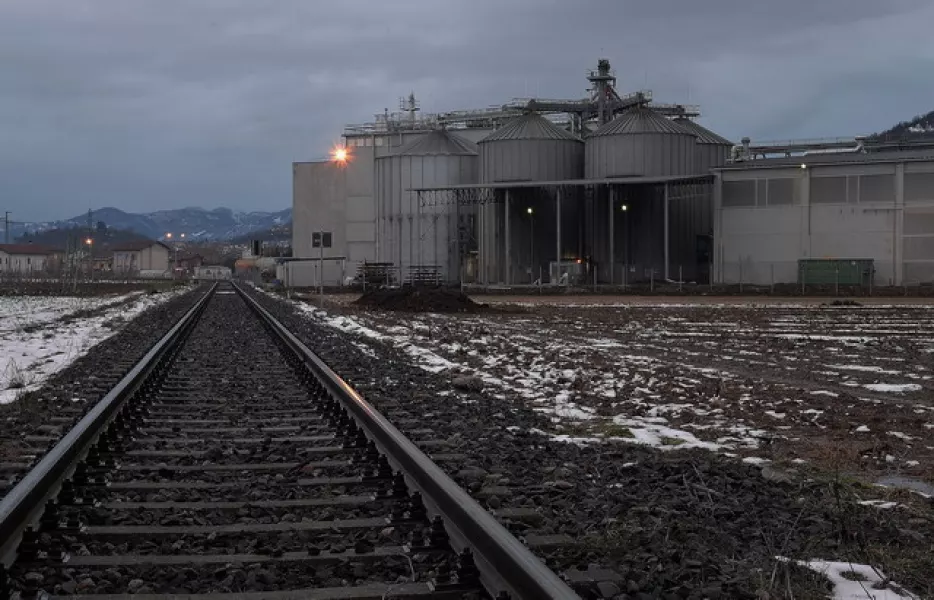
left=112, top=240, right=171, bottom=276
left=0, top=244, right=60, bottom=274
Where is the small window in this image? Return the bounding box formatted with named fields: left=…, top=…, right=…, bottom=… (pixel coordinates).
left=722, top=180, right=756, bottom=208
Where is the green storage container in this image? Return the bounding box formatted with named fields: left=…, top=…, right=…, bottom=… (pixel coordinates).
left=798, top=259, right=874, bottom=286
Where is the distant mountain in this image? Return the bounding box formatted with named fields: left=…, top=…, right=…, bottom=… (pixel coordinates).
left=16, top=225, right=147, bottom=250
left=229, top=221, right=292, bottom=245
left=874, top=110, right=934, bottom=141
left=8, top=206, right=292, bottom=242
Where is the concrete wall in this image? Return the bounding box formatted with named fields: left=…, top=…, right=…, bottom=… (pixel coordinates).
left=715, top=159, right=934, bottom=285
left=0, top=252, right=50, bottom=273
left=142, top=245, right=169, bottom=271
left=113, top=245, right=169, bottom=274
left=293, top=157, right=377, bottom=287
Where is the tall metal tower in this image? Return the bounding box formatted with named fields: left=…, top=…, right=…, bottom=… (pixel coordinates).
left=587, top=59, right=618, bottom=126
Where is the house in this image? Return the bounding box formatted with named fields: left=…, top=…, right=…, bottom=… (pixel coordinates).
left=174, top=252, right=204, bottom=273
left=111, top=240, right=171, bottom=275
left=0, top=244, right=60, bottom=274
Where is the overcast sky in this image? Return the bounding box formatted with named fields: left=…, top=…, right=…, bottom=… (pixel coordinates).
left=3, top=0, right=934, bottom=221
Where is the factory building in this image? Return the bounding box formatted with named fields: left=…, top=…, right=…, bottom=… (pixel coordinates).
left=292, top=59, right=731, bottom=287
left=714, top=148, right=934, bottom=286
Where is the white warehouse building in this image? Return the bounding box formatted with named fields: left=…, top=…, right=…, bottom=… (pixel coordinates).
left=714, top=149, right=934, bottom=287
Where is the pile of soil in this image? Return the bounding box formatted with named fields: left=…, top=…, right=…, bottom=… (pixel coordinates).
left=353, top=286, right=487, bottom=313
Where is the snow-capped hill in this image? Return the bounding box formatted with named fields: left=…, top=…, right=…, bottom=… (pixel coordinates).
left=875, top=110, right=934, bottom=141
left=11, top=207, right=292, bottom=241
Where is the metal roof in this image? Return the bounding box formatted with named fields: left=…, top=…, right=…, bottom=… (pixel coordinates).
left=673, top=118, right=733, bottom=146
left=478, top=113, right=582, bottom=143
left=589, top=107, right=691, bottom=137
left=0, top=243, right=59, bottom=255
left=408, top=174, right=712, bottom=192
left=716, top=148, right=934, bottom=170
left=391, top=129, right=478, bottom=157
left=112, top=240, right=171, bottom=252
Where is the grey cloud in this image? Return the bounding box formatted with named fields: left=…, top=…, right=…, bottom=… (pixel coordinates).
left=2, top=0, right=933, bottom=220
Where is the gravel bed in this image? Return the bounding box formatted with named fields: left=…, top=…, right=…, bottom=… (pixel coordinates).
left=81, top=502, right=392, bottom=527
left=0, top=287, right=204, bottom=482
left=247, top=288, right=934, bottom=599
left=66, top=525, right=409, bottom=556
left=18, top=556, right=429, bottom=596
left=104, top=483, right=382, bottom=504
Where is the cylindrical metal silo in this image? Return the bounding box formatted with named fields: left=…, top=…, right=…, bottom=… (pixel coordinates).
left=673, top=117, right=733, bottom=174
left=476, top=113, right=584, bottom=284
left=585, top=107, right=697, bottom=178
left=375, top=129, right=478, bottom=283
left=478, top=112, right=584, bottom=183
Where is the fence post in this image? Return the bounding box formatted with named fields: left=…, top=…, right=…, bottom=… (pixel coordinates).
left=801, top=262, right=805, bottom=296
left=650, top=269, right=654, bottom=292
left=678, top=265, right=682, bottom=292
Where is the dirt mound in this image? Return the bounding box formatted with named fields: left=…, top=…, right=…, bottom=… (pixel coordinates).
left=353, top=287, right=487, bottom=313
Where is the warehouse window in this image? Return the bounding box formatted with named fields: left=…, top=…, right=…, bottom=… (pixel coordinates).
left=905, top=172, right=934, bottom=204
left=722, top=180, right=756, bottom=207
left=903, top=236, right=934, bottom=261
left=904, top=212, right=934, bottom=235
left=858, top=174, right=895, bottom=204
left=810, top=176, right=847, bottom=204
left=846, top=176, right=859, bottom=203
left=755, top=180, right=768, bottom=206
left=766, top=178, right=795, bottom=206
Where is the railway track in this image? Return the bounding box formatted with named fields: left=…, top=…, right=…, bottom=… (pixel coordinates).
left=0, top=283, right=578, bottom=600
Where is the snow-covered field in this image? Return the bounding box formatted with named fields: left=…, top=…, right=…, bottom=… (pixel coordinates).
left=1, top=291, right=188, bottom=404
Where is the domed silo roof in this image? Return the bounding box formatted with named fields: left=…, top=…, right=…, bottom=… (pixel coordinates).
left=673, top=117, right=733, bottom=173
left=375, top=129, right=479, bottom=281
left=478, top=112, right=584, bottom=183
left=395, top=128, right=479, bottom=156
left=585, top=107, right=697, bottom=178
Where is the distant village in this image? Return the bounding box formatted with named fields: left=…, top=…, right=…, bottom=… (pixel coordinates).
left=0, top=223, right=291, bottom=281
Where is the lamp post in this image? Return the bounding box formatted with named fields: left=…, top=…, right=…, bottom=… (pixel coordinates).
left=165, top=232, right=186, bottom=278
left=620, top=204, right=628, bottom=283
left=527, top=207, right=534, bottom=283
left=85, top=237, right=93, bottom=281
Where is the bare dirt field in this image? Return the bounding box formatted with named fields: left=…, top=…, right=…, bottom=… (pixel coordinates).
left=309, top=294, right=934, bottom=489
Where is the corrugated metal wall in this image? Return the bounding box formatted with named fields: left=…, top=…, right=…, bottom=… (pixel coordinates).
left=375, top=152, right=478, bottom=282
left=480, top=140, right=584, bottom=183
left=586, top=132, right=697, bottom=179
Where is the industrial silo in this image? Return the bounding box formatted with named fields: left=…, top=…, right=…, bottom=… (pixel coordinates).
left=476, top=113, right=584, bottom=284
left=673, top=117, right=733, bottom=174
left=478, top=112, right=584, bottom=182
left=375, top=129, right=478, bottom=283
left=585, top=107, right=697, bottom=178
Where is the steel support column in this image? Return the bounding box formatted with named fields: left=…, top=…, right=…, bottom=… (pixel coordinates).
left=609, top=187, right=615, bottom=285
left=663, top=183, right=670, bottom=281
left=556, top=189, right=562, bottom=285
left=504, top=190, right=511, bottom=285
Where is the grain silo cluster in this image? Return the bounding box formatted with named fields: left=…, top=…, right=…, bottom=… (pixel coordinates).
left=288, top=59, right=740, bottom=288
left=290, top=58, right=934, bottom=290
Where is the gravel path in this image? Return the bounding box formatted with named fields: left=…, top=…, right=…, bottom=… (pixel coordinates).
left=248, top=289, right=933, bottom=599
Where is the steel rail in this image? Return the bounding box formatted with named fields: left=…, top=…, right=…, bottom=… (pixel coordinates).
left=0, top=283, right=217, bottom=568
left=234, top=284, right=580, bottom=600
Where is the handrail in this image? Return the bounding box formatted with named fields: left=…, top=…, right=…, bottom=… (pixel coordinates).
left=0, top=284, right=216, bottom=566
left=234, top=284, right=580, bottom=600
